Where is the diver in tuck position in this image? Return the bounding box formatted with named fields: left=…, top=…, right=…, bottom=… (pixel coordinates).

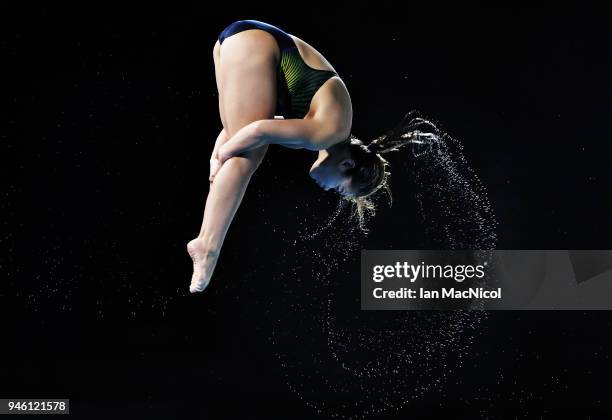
left=188, top=20, right=433, bottom=292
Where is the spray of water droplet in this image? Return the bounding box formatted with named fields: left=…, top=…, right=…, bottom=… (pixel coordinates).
left=269, top=110, right=498, bottom=418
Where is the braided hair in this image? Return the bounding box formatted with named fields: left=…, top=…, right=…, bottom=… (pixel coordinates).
left=342, top=110, right=438, bottom=231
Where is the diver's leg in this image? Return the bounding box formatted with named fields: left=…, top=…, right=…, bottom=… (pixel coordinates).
left=188, top=31, right=278, bottom=293
left=212, top=40, right=228, bottom=134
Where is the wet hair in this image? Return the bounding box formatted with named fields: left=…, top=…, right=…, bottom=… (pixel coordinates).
left=342, top=110, right=437, bottom=231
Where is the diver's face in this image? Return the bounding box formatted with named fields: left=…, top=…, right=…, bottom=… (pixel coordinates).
left=309, top=151, right=355, bottom=196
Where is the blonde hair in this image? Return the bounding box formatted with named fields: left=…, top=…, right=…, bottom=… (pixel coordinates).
left=341, top=110, right=437, bottom=232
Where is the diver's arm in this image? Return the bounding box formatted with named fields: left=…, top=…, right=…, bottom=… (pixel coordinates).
left=217, top=118, right=341, bottom=163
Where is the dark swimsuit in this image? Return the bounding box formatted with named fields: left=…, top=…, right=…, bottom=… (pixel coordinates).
left=218, top=20, right=339, bottom=119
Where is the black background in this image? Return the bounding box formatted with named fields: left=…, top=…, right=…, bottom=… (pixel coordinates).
left=2, top=1, right=610, bottom=419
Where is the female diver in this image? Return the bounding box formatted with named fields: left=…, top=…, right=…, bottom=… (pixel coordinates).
left=188, top=20, right=432, bottom=293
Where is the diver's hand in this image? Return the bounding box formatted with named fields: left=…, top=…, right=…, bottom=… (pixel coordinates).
left=209, top=157, right=221, bottom=182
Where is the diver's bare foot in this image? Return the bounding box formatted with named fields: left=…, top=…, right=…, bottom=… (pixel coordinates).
left=187, top=238, right=219, bottom=293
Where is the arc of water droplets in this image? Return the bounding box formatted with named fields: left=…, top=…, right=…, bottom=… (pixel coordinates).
left=296, top=199, right=350, bottom=241
left=271, top=111, right=498, bottom=419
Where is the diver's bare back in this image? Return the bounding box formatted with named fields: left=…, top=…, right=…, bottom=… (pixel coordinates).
left=290, top=35, right=353, bottom=126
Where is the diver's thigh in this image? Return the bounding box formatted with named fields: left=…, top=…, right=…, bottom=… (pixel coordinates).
left=217, top=30, right=278, bottom=136
left=212, top=40, right=229, bottom=131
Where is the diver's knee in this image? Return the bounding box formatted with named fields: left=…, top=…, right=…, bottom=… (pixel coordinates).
left=225, top=155, right=260, bottom=177
left=245, top=148, right=267, bottom=171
